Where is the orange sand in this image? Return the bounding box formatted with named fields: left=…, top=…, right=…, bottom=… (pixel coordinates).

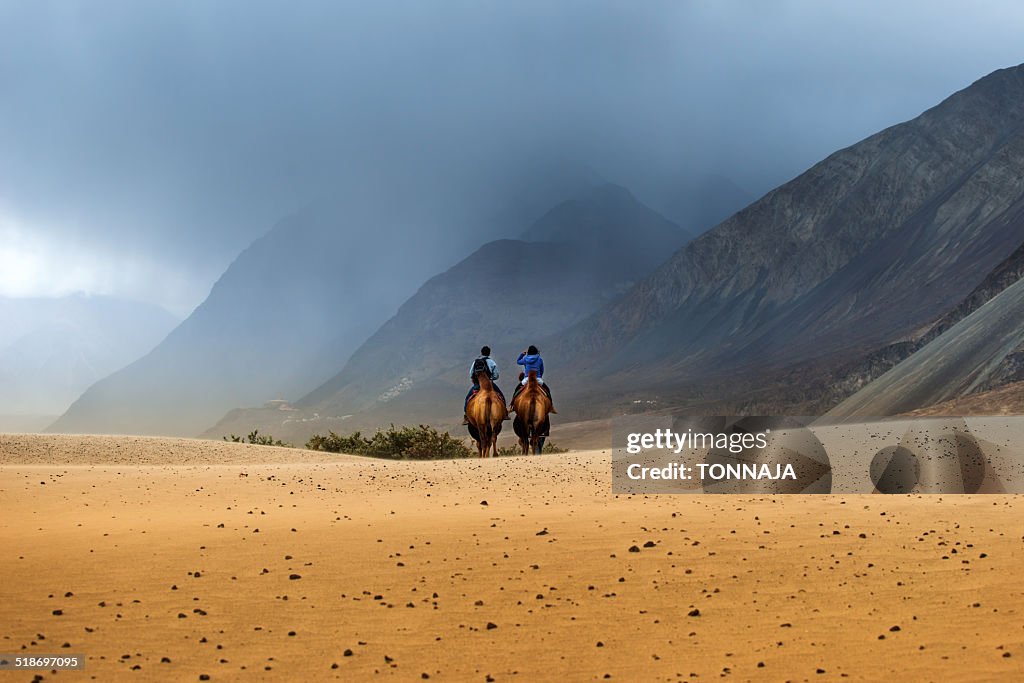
left=1, top=434, right=1022, bottom=681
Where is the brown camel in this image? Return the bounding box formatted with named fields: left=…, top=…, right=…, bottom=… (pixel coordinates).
left=466, top=371, right=507, bottom=458
left=511, top=370, right=554, bottom=455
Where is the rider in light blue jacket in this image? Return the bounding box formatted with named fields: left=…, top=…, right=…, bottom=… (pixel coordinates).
left=463, top=345, right=506, bottom=421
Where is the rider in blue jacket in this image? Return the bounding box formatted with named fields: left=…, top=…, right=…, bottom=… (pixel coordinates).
left=517, top=346, right=544, bottom=379
left=514, top=345, right=555, bottom=411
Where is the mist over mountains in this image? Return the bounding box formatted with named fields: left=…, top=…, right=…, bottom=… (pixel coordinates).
left=207, top=184, right=691, bottom=440
left=46, top=178, right=704, bottom=437
left=0, top=294, right=177, bottom=418
left=46, top=200, right=442, bottom=436
left=22, top=62, right=1024, bottom=440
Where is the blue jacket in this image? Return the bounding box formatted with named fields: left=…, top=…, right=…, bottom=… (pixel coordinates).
left=517, top=352, right=544, bottom=378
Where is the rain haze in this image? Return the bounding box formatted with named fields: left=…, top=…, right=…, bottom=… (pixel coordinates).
left=2, top=0, right=1023, bottom=316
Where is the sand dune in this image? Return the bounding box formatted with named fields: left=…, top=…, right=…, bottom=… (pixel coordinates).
left=0, top=433, right=348, bottom=466
left=1, top=435, right=1021, bottom=681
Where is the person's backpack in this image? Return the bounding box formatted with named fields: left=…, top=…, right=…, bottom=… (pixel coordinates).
left=471, top=356, right=490, bottom=380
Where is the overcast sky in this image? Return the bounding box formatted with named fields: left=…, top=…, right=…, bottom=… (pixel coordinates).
left=2, top=1, right=1023, bottom=316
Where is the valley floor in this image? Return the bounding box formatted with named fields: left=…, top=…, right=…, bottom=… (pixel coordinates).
left=1, top=435, right=1021, bottom=681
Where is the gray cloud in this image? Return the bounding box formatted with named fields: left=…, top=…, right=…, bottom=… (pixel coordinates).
left=1, top=1, right=1022, bottom=314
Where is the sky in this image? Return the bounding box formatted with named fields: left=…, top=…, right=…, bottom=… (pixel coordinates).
left=1, top=1, right=1023, bottom=317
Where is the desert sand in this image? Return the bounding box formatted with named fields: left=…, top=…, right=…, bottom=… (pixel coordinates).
left=1, top=434, right=1022, bottom=681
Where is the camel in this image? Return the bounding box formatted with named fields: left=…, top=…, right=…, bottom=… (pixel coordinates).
left=511, top=370, right=554, bottom=455
left=466, top=371, right=507, bottom=458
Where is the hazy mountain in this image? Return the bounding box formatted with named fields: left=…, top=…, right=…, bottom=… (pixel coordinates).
left=520, top=183, right=693, bottom=275
left=660, top=174, right=754, bottom=236
left=47, top=203, right=427, bottom=436
left=206, top=185, right=689, bottom=440
left=487, top=160, right=609, bottom=238
left=47, top=167, right=631, bottom=438
left=57, top=63, right=1024, bottom=437
left=0, top=294, right=177, bottom=417
left=299, top=240, right=612, bottom=411
left=540, top=64, right=1024, bottom=416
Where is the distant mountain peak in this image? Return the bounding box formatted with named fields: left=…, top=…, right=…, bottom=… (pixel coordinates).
left=520, top=182, right=689, bottom=246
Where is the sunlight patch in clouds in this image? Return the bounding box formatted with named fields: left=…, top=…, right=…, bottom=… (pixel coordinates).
left=0, top=211, right=206, bottom=316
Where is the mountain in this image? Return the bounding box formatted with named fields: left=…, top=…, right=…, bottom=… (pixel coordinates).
left=48, top=161, right=623, bottom=438
left=828, top=265, right=1024, bottom=417
left=487, top=160, right=608, bottom=238
left=827, top=235, right=1024, bottom=417
left=205, top=184, right=690, bottom=441
left=0, top=294, right=177, bottom=417
left=540, top=64, right=1024, bottom=416
left=47, top=203, right=430, bottom=437
left=298, top=239, right=612, bottom=412
left=660, top=174, right=755, bottom=236
left=743, top=233, right=1024, bottom=415
left=519, top=183, right=692, bottom=274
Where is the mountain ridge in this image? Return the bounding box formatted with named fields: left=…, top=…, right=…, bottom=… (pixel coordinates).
left=539, top=64, right=1024, bottom=415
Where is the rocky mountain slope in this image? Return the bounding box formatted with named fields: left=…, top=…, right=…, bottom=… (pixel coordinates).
left=542, top=65, right=1024, bottom=415
left=747, top=234, right=1024, bottom=414
left=828, top=274, right=1024, bottom=416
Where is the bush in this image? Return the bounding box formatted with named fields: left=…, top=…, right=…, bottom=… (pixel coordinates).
left=496, top=441, right=569, bottom=456
left=306, top=424, right=473, bottom=460
left=223, top=430, right=291, bottom=447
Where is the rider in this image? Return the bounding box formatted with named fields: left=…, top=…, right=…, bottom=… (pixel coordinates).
left=514, top=345, right=556, bottom=412
left=464, top=346, right=507, bottom=422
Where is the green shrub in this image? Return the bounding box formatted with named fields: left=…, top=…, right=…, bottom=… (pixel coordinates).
left=223, top=429, right=291, bottom=447
left=306, top=424, right=473, bottom=460
left=305, top=430, right=368, bottom=454
left=497, top=441, right=569, bottom=456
